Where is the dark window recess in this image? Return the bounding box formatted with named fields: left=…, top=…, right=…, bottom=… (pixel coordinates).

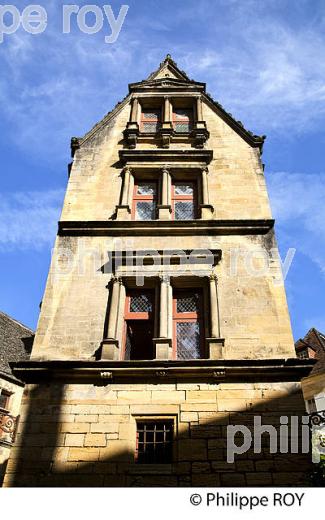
left=136, top=420, right=173, bottom=463
left=0, top=389, right=10, bottom=410
left=125, top=321, right=154, bottom=360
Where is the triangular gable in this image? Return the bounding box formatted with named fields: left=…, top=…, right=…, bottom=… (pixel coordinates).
left=74, top=55, right=265, bottom=151
left=147, top=54, right=191, bottom=82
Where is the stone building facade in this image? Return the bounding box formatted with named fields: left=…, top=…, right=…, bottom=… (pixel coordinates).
left=4, top=56, right=314, bottom=487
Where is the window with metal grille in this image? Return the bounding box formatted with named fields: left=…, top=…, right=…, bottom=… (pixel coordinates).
left=297, top=349, right=309, bottom=359
left=0, top=389, right=10, bottom=411
left=132, top=182, right=157, bottom=220
left=172, top=108, right=193, bottom=133
left=171, top=181, right=196, bottom=220
left=135, top=420, right=173, bottom=464
left=129, top=293, right=153, bottom=314
left=140, top=109, right=161, bottom=133
left=173, top=290, right=203, bottom=359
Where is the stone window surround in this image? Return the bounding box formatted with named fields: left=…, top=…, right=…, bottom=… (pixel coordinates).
left=100, top=273, right=224, bottom=362
left=115, top=166, right=214, bottom=221
left=132, top=95, right=199, bottom=132
left=134, top=416, right=176, bottom=465
left=124, top=94, right=209, bottom=149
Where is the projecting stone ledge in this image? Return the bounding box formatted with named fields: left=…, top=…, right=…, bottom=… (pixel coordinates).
left=10, top=358, right=315, bottom=384
left=58, top=219, right=275, bottom=236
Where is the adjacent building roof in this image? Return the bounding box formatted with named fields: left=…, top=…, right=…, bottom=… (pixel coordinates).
left=0, top=311, right=34, bottom=383
left=295, top=328, right=325, bottom=375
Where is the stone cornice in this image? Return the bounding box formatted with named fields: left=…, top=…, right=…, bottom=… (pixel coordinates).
left=11, top=358, right=315, bottom=384
left=58, top=219, right=274, bottom=237
left=119, top=148, right=213, bottom=165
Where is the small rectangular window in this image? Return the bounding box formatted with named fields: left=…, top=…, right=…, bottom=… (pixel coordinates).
left=307, top=398, right=317, bottom=413
left=173, top=108, right=193, bottom=133
left=141, top=109, right=161, bottom=133
left=132, top=182, right=157, bottom=220
left=172, top=181, right=197, bottom=220
left=0, top=389, right=11, bottom=410
left=135, top=420, right=173, bottom=464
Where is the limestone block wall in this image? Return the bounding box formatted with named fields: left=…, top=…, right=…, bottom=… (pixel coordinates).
left=3, top=382, right=311, bottom=487
left=60, top=100, right=272, bottom=223
left=31, top=230, right=294, bottom=361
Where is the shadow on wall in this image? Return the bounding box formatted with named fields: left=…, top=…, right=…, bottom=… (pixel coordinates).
left=4, top=381, right=315, bottom=487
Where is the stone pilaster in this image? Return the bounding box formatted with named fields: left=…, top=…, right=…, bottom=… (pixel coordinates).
left=199, top=167, right=214, bottom=219
left=101, top=276, right=123, bottom=360
left=206, top=274, right=224, bottom=359
left=157, top=167, right=172, bottom=220
left=160, top=97, right=173, bottom=148
left=123, top=97, right=139, bottom=148
left=153, top=275, right=172, bottom=359
left=116, top=167, right=133, bottom=220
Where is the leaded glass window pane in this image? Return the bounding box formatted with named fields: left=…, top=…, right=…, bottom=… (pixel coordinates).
left=173, top=109, right=192, bottom=133
left=136, top=201, right=156, bottom=220
left=137, top=183, right=156, bottom=196
left=176, top=322, right=201, bottom=359
left=130, top=293, right=152, bottom=313
left=174, top=122, right=190, bottom=133
left=174, top=184, right=194, bottom=195
left=175, top=201, right=194, bottom=220
left=177, top=294, right=199, bottom=313
left=143, top=122, right=160, bottom=133
left=143, top=111, right=160, bottom=120
left=142, top=110, right=161, bottom=133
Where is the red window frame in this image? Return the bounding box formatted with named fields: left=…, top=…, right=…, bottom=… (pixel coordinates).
left=122, top=290, right=154, bottom=360
left=172, top=108, right=193, bottom=133
left=132, top=181, right=157, bottom=220
left=171, top=181, right=197, bottom=220
left=172, top=290, right=204, bottom=360
left=140, top=109, right=161, bottom=133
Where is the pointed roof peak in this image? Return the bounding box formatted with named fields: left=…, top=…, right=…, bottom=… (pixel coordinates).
left=147, top=54, right=191, bottom=82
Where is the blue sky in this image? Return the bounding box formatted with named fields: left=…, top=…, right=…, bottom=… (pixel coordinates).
left=0, top=0, right=324, bottom=340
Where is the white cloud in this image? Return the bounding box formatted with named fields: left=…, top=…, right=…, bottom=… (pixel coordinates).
left=0, top=190, right=64, bottom=251
left=266, top=171, right=325, bottom=273
left=1, top=2, right=325, bottom=160
left=178, top=21, right=325, bottom=133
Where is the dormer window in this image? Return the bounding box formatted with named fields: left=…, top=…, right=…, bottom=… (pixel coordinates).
left=172, top=108, right=193, bottom=133
left=140, top=109, right=161, bottom=133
